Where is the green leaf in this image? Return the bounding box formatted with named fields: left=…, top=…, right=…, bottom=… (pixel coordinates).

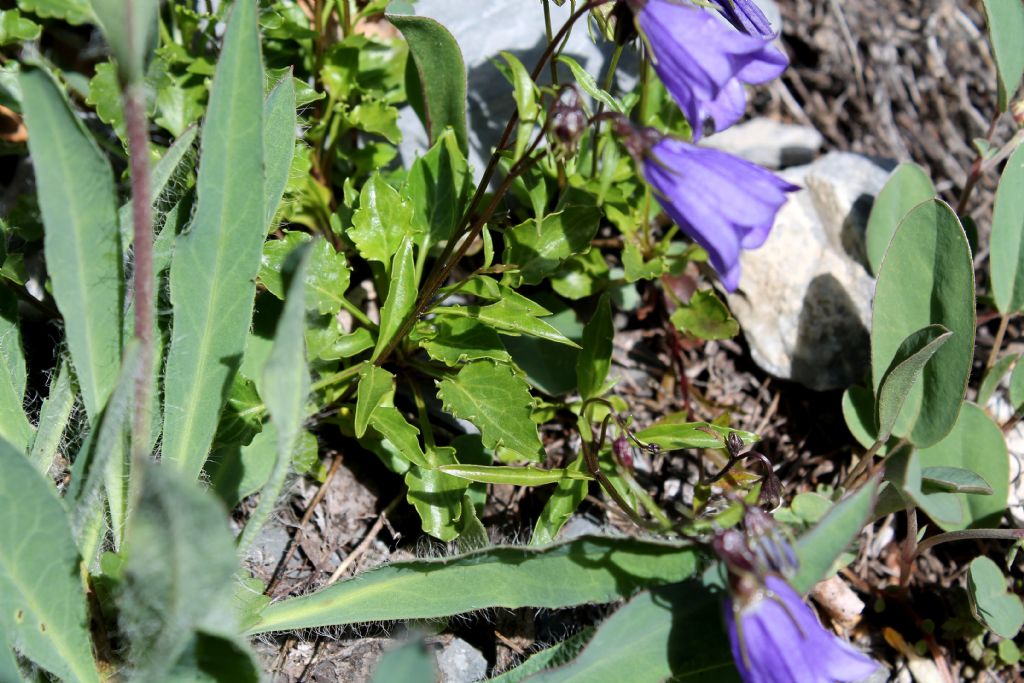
left=865, top=163, right=935, bottom=275
left=89, top=0, right=159, bottom=83
left=162, top=0, right=265, bottom=479
left=556, top=54, right=623, bottom=113
left=0, top=10, right=41, bottom=45
left=238, top=244, right=311, bottom=554
left=503, top=199, right=602, bottom=286
left=367, top=406, right=430, bottom=469
left=404, top=127, right=471, bottom=250
left=0, top=288, right=31, bottom=450
left=875, top=324, right=952, bottom=442
left=405, top=447, right=467, bottom=541
left=915, top=403, right=1009, bottom=530
left=871, top=200, right=975, bottom=448
left=921, top=467, right=993, bottom=495
left=244, top=536, right=699, bottom=635
left=17, top=0, right=93, bottom=25
left=207, top=423, right=277, bottom=508
left=497, top=51, right=539, bottom=160
left=576, top=293, right=613, bottom=401
left=635, top=419, right=760, bottom=452
left=262, top=74, right=297, bottom=229
left=432, top=299, right=580, bottom=348
left=439, top=463, right=591, bottom=486
left=413, top=317, right=511, bottom=366
left=355, top=363, right=394, bottom=438
left=372, top=235, right=418, bottom=361
left=349, top=173, right=419, bottom=266
left=526, top=583, right=734, bottom=683
left=260, top=233, right=352, bottom=315
left=982, top=0, right=1024, bottom=110
left=20, top=65, right=122, bottom=420
left=888, top=447, right=964, bottom=529
left=990, top=143, right=1024, bottom=314
left=86, top=60, right=123, bottom=133
left=978, top=353, right=1019, bottom=406
left=670, top=289, right=739, bottom=340
left=371, top=641, right=436, bottom=683
left=487, top=629, right=593, bottom=682
left=437, top=361, right=544, bottom=461
left=212, top=373, right=264, bottom=450
left=968, top=555, right=1024, bottom=638
left=165, top=632, right=260, bottom=683
left=121, top=463, right=243, bottom=680
left=791, top=479, right=878, bottom=593
left=390, top=14, right=468, bottom=153
left=0, top=438, right=99, bottom=683
left=1012, top=358, right=1024, bottom=409
left=531, top=458, right=588, bottom=546
left=28, top=358, right=74, bottom=474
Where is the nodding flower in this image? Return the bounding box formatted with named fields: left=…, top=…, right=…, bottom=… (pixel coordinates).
left=627, top=0, right=787, bottom=140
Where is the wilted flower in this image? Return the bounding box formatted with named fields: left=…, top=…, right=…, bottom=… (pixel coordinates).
left=630, top=0, right=787, bottom=139
left=708, top=0, right=777, bottom=39
left=724, top=575, right=879, bottom=683
left=641, top=136, right=798, bottom=291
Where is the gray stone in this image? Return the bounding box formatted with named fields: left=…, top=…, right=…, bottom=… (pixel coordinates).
left=726, top=152, right=895, bottom=391
left=703, top=118, right=823, bottom=169
left=437, top=637, right=488, bottom=683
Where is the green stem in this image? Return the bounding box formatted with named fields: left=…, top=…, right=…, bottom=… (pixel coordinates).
left=339, top=294, right=377, bottom=331
left=915, top=528, right=1024, bottom=556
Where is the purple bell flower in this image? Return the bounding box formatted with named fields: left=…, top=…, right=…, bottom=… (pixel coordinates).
left=641, top=137, right=798, bottom=291
left=632, top=0, right=787, bottom=139
left=725, top=575, right=879, bottom=683
left=709, top=0, right=778, bottom=39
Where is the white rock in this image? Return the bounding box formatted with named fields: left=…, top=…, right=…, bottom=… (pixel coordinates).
left=704, top=118, right=823, bottom=169
left=726, top=152, right=894, bottom=391
left=437, top=637, right=488, bottom=683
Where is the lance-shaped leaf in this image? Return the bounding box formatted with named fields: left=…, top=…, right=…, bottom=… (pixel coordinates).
left=437, top=361, right=544, bottom=461
left=0, top=438, right=99, bottom=683
left=162, top=0, right=265, bottom=478
left=20, top=65, right=122, bottom=420
left=576, top=293, right=613, bottom=401
left=439, top=463, right=591, bottom=486
left=0, top=288, right=31, bottom=450
left=263, top=74, right=297, bottom=230
left=355, top=363, right=394, bottom=438
left=28, top=358, right=74, bottom=474
left=875, top=324, right=952, bottom=443
left=244, top=536, right=699, bottom=635
left=372, top=236, right=418, bottom=362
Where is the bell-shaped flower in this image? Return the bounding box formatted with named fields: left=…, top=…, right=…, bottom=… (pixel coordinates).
left=632, top=0, right=787, bottom=139
left=709, top=0, right=778, bottom=39
left=724, top=575, right=879, bottom=683
left=641, top=136, right=798, bottom=291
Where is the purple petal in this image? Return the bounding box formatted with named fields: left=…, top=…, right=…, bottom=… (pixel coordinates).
left=709, top=0, right=778, bottom=39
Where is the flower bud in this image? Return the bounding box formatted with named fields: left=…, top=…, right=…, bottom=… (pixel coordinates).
left=548, top=86, right=587, bottom=155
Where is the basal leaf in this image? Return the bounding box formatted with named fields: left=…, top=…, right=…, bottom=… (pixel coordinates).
left=437, top=361, right=544, bottom=461
left=162, top=0, right=266, bottom=479
left=20, top=65, right=122, bottom=420
left=670, top=288, right=739, bottom=341
left=245, top=536, right=699, bottom=635
left=0, top=438, right=98, bottom=683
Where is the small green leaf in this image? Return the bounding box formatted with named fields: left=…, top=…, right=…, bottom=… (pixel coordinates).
left=978, top=353, right=1019, bottom=406
left=0, top=10, right=41, bottom=45
left=503, top=197, right=602, bottom=286
left=556, top=54, right=623, bottom=113
left=496, top=51, right=539, bottom=160
left=405, top=447, right=467, bottom=541
left=404, top=127, right=471, bottom=250
left=1012, top=359, right=1024, bottom=409
left=245, top=536, right=699, bottom=635
left=390, top=14, right=468, bottom=153
left=439, top=463, right=591, bottom=486
left=531, top=459, right=588, bottom=546
left=212, top=373, right=264, bottom=450
left=0, top=288, right=31, bottom=450
left=372, top=236, right=418, bottom=362
left=635, top=418, right=759, bottom=452
left=366, top=406, right=430, bottom=469
left=437, top=362, right=545, bottom=461
left=791, top=479, right=878, bottom=594
left=349, top=174, right=419, bottom=266
left=865, top=163, right=935, bottom=275
left=432, top=299, right=580, bottom=348
left=982, top=0, right=1024, bottom=110
left=17, top=0, right=94, bottom=25
left=968, top=555, right=1024, bottom=638
left=670, top=289, right=739, bottom=340
left=260, top=233, right=352, bottom=316
left=355, top=363, right=394, bottom=438
left=0, top=438, right=99, bottom=683
left=888, top=447, right=964, bottom=529
left=921, top=467, right=993, bottom=495
left=576, top=294, right=613, bottom=401
left=875, top=324, right=952, bottom=442
left=413, top=317, right=510, bottom=366
left=872, top=200, right=975, bottom=448
left=992, top=144, right=1024, bottom=314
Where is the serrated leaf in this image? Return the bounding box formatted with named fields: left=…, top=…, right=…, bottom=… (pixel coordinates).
left=865, top=163, right=935, bottom=275
left=0, top=10, right=41, bottom=45
left=355, top=363, right=394, bottom=438
left=121, top=463, right=242, bottom=679
left=260, top=233, right=352, bottom=315
left=20, top=65, right=122, bottom=420
left=212, top=373, right=264, bottom=450
left=390, top=14, right=468, bottom=153
left=0, top=438, right=99, bottom=683
left=872, top=200, right=975, bottom=448
left=245, top=536, right=699, bottom=635
left=991, top=144, right=1024, bottom=314
left=349, top=173, right=419, bottom=266
left=982, top=0, right=1024, bottom=110
left=162, top=0, right=266, bottom=479
left=432, top=299, right=580, bottom=348
left=576, top=293, right=613, bottom=401
left=437, top=362, right=544, bottom=461
left=503, top=198, right=601, bottom=286
left=404, top=127, right=471, bottom=250
left=372, top=235, right=418, bottom=361
left=17, top=0, right=93, bottom=25
left=366, top=406, right=430, bottom=469
left=968, top=555, right=1024, bottom=638
left=670, top=288, right=739, bottom=340
left=875, top=324, right=952, bottom=442
left=413, top=316, right=510, bottom=366
left=0, top=288, right=31, bottom=450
